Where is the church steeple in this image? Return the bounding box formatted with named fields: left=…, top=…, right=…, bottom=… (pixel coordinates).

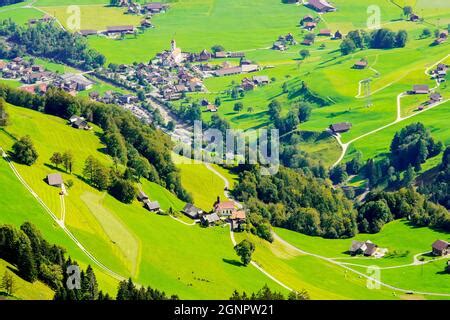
left=171, top=39, right=176, bottom=51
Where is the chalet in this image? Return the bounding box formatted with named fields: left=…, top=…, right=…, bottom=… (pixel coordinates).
left=182, top=203, right=203, bottom=219
left=241, top=64, right=259, bottom=73
left=301, top=39, right=313, bottom=46
left=330, top=122, right=352, bottom=133
left=272, top=41, right=287, bottom=51
left=78, top=29, right=97, bottom=36
left=143, top=2, right=169, bottom=14
left=334, top=30, right=343, bottom=39
left=301, top=14, right=315, bottom=24
left=434, top=30, right=448, bottom=45
left=47, top=173, right=63, bottom=187
left=201, top=213, right=220, bottom=226
left=106, top=25, right=135, bottom=35
left=228, top=52, right=245, bottom=58
left=303, top=22, right=317, bottom=31
left=432, top=240, right=449, bottom=256
left=72, top=118, right=90, bottom=130
left=252, top=75, right=270, bottom=85
left=214, top=200, right=235, bottom=217
left=214, top=51, right=227, bottom=58
left=349, top=240, right=378, bottom=256
left=140, top=19, right=152, bottom=28
left=206, top=104, right=217, bottom=112
left=318, top=29, right=332, bottom=36
left=214, top=66, right=242, bottom=77
left=144, top=200, right=161, bottom=212
left=306, top=0, right=336, bottom=13
left=137, top=191, right=149, bottom=202
left=230, top=210, right=246, bottom=231
left=412, top=84, right=430, bottom=94
left=241, top=78, right=255, bottom=91
left=198, top=49, right=211, bottom=61
left=353, top=60, right=368, bottom=69
left=409, top=14, right=419, bottom=22
left=429, top=93, right=443, bottom=103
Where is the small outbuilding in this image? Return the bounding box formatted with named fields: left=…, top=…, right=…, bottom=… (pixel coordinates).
left=144, top=200, right=161, bottom=212
left=182, top=203, right=203, bottom=219
left=47, top=173, right=63, bottom=187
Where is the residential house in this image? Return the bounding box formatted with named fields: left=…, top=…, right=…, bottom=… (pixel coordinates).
left=306, top=0, right=336, bottom=12
left=349, top=240, right=378, bottom=256
left=301, top=39, right=314, bottom=46
left=432, top=240, right=449, bottom=256
left=201, top=213, right=220, bottom=226
left=318, top=29, right=332, bottom=36
left=353, top=60, right=368, bottom=69
left=230, top=210, right=246, bottom=230
left=252, top=75, right=270, bottom=85
left=182, top=203, right=203, bottom=219
left=106, top=25, right=136, bottom=35
left=303, top=21, right=317, bottom=31
left=137, top=191, right=149, bottom=202
left=78, top=30, right=97, bottom=36
left=241, top=78, right=255, bottom=91
left=214, top=66, right=242, bottom=77
left=206, top=104, right=217, bottom=112
left=214, top=200, right=236, bottom=217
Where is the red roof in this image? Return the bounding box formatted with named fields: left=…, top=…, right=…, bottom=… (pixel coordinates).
left=231, top=210, right=246, bottom=220
left=215, top=201, right=235, bottom=210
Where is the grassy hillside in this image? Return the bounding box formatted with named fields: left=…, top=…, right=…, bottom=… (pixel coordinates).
left=0, top=259, right=54, bottom=300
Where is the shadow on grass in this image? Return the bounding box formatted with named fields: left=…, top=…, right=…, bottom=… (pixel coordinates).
left=222, top=258, right=244, bottom=267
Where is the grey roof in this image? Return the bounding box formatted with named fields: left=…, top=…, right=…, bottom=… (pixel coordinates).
left=253, top=75, right=269, bottom=83
left=413, top=84, right=429, bottom=93
left=349, top=240, right=365, bottom=252
left=145, top=200, right=161, bottom=211
left=330, top=122, right=352, bottom=132
left=182, top=203, right=202, bottom=217
left=47, top=173, right=63, bottom=186
left=364, top=243, right=377, bottom=256
left=137, top=191, right=149, bottom=201
left=203, top=213, right=220, bottom=223
left=106, top=25, right=135, bottom=33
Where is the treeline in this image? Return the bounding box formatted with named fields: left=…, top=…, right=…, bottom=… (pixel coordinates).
left=232, top=165, right=357, bottom=239
left=0, top=0, right=23, bottom=6
left=116, top=278, right=179, bottom=300
left=358, top=188, right=450, bottom=233
left=0, top=222, right=106, bottom=299
left=0, top=84, right=191, bottom=202
left=340, top=28, right=408, bottom=55
left=230, top=284, right=309, bottom=301
left=0, top=19, right=105, bottom=70
left=418, top=146, right=450, bottom=209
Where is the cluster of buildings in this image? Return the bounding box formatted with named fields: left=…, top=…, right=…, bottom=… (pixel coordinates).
left=124, top=1, right=169, bottom=15
left=137, top=190, right=162, bottom=213
left=272, top=33, right=297, bottom=51
left=69, top=115, right=91, bottom=130
left=349, top=240, right=383, bottom=257
left=0, top=57, right=95, bottom=96
left=240, top=75, right=270, bottom=91
left=213, top=59, right=260, bottom=77
left=430, top=63, right=448, bottom=83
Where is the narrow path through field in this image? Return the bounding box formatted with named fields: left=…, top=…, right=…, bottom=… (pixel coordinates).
left=0, top=147, right=126, bottom=282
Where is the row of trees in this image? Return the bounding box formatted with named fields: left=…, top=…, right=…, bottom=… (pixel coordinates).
left=0, top=0, right=23, bottom=6
left=0, top=97, right=8, bottom=126
left=116, top=278, right=179, bottom=300
left=0, top=83, right=191, bottom=203
left=50, top=151, right=74, bottom=173
left=0, top=19, right=105, bottom=70
left=340, top=28, right=408, bottom=55
left=230, top=284, right=309, bottom=301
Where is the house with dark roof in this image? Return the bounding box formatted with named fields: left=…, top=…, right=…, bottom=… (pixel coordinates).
left=432, top=240, right=449, bottom=256
left=429, top=93, right=443, bottom=103
left=330, top=122, right=352, bottom=133
left=106, top=25, right=135, bottom=35
left=349, top=240, right=378, bottom=256
left=143, top=2, right=169, bottom=13
left=301, top=14, right=315, bottom=24
left=78, top=30, right=97, bottom=36
left=182, top=203, right=203, bottom=219
left=301, top=39, right=314, bottom=46
left=47, top=173, right=63, bottom=187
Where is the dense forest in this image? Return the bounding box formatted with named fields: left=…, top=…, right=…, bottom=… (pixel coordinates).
left=0, top=83, right=191, bottom=202
left=0, top=19, right=105, bottom=70
left=0, top=0, right=23, bottom=6
left=232, top=165, right=357, bottom=239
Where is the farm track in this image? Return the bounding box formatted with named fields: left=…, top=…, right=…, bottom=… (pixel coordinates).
left=0, top=147, right=127, bottom=283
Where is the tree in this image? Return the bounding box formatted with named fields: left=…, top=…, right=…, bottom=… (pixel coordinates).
left=340, top=37, right=356, bottom=55
left=211, top=45, right=225, bottom=53
left=166, top=121, right=175, bottom=131
left=298, top=103, right=312, bottom=122
left=234, top=240, right=255, bottom=266
left=0, top=98, right=8, bottom=126
left=12, top=135, right=38, bottom=165
left=402, top=164, right=416, bottom=187
left=0, top=270, right=16, bottom=296
left=421, top=28, right=431, bottom=38
left=268, top=99, right=281, bottom=121
left=395, top=30, right=408, bottom=48
left=282, top=82, right=288, bottom=94
left=65, top=179, right=74, bottom=189
left=403, top=6, right=412, bottom=17
left=214, top=97, right=221, bottom=107
left=299, top=49, right=310, bottom=59
left=329, top=164, right=348, bottom=184
left=108, top=178, right=137, bottom=203
left=233, top=102, right=244, bottom=113
left=50, top=152, right=63, bottom=168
